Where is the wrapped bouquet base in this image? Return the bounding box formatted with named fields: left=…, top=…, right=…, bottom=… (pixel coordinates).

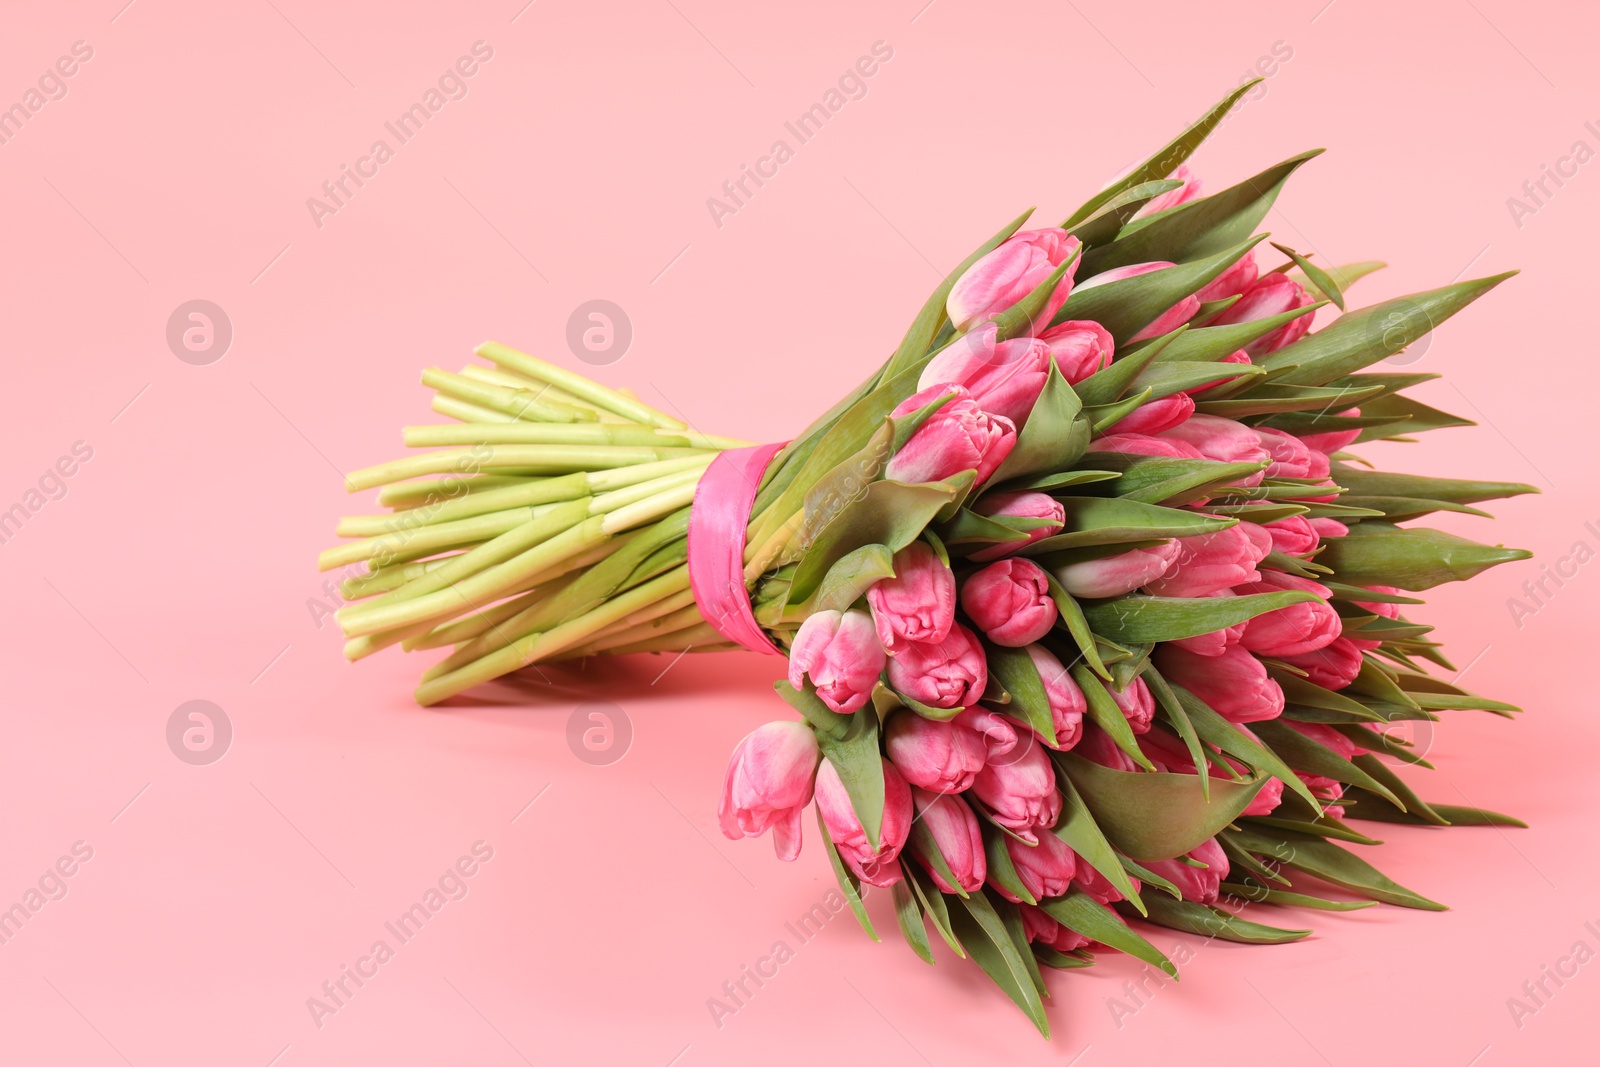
left=323, top=82, right=1534, bottom=1036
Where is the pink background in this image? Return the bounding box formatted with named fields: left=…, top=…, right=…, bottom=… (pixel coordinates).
left=1, top=0, right=1596, bottom=1063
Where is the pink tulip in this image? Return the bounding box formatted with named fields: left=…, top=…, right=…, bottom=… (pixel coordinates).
left=1159, top=413, right=1271, bottom=482
left=1075, top=721, right=1139, bottom=770
left=787, top=609, right=885, bottom=714
left=1309, top=517, right=1349, bottom=541
left=1156, top=643, right=1285, bottom=723
left=1038, top=319, right=1116, bottom=384
left=1251, top=427, right=1315, bottom=479
left=886, top=623, right=988, bottom=709
left=1106, top=392, right=1195, bottom=436
left=1138, top=164, right=1204, bottom=216
left=1169, top=590, right=1248, bottom=657
left=969, top=491, right=1066, bottom=562
left=887, top=384, right=1017, bottom=486
left=1195, top=253, right=1260, bottom=303
left=1243, top=772, right=1285, bottom=817
left=1111, top=677, right=1155, bottom=734
left=1021, top=904, right=1093, bottom=952
left=1299, top=408, right=1362, bottom=454
left=1087, top=432, right=1206, bottom=461
left=947, top=228, right=1081, bottom=333
left=1187, top=349, right=1255, bottom=395
left=718, top=722, right=821, bottom=861
left=1025, top=644, right=1087, bottom=749
left=961, top=559, right=1058, bottom=646
left=1075, top=860, right=1139, bottom=905
left=1142, top=837, right=1227, bottom=904
left=1277, top=637, right=1364, bottom=690
left=1235, top=571, right=1341, bottom=658
left=815, top=757, right=913, bottom=887
left=885, top=708, right=1014, bottom=794
left=1078, top=261, right=1201, bottom=342
left=919, top=324, right=1052, bottom=427
left=908, top=788, right=986, bottom=893
left=1145, top=522, right=1273, bottom=598
left=1264, top=515, right=1321, bottom=557
left=971, top=742, right=1062, bottom=843
left=1354, top=586, right=1404, bottom=619
left=1052, top=541, right=1181, bottom=599
left=866, top=541, right=956, bottom=655
left=994, top=827, right=1077, bottom=903
left=1211, top=273, right=1316, bottom=355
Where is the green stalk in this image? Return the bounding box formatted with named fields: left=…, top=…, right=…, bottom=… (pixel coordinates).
left=476, top=342, right=685, bottom=429
left=422, top=367, right=597, bottom=424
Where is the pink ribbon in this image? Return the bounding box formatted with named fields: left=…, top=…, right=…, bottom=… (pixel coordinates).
left=687, top=442, right=787, bottom=655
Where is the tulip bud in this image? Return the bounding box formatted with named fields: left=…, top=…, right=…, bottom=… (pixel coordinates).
left=1141, top=837, right=1227, bottom=904
left=1309, top=517, right=1349, bottom=540
left=1235, top=571, right=1341, bottom=657
left=1020, top=903, right=1095, bottom=952
left=788, top=609, right=885, bottom=714
left=887, top=385, right=1017, bottom=486
left=1106, top=392, right=1195, bottom=436
left=1024, top=644, right=1086, bottom=749
left=961, top=558, right=1058, bottom=647
left=1299, top=408, right=1362, bottom=454
left=969, top=491, right=1066, bottom=563
left=1195, top=253, right=1259, bottom=303
left=886, top=623, right=988, bottom=709
left=1211, top=273, right=1315, bottom=355
left=1251, top=427, right=1315, bottom=479
left=1155, top=643, right=1285, bottom=723
left=815, top=757, right=913, bottom=887
left=908, top=788, right=986, bottom=893
left=993, top=827, right=1077, bottom=903
left=919, top=324, right=1053, bottom=427
left=866, top=541, right=956, bottom=655
left=1052, top=541, right=1181, bottom=599
left=885, top=708, right=1011, bottom=794
left=1087, top=432, right=1206, bottom=460
left=1242, top=771, right=1285, bottom=816
left=718, top=722, right=821, bottom=861
left=1145, top=522, right=1273, bottom=598
left=1037, top=320, right=1115, bottom=384
left=1111, top=677, right=1155, bottom=733
left=946, top=228, right=1081, bottom=333
left=1077, top=261, right=1200, bottom=342
left=1075, top=722, right=1138, bottom=770
left=1276, top=637, right=1364, bottom=691
left=970, top=742, right=1062, bottom=843
left=1264, top=515, right=1321, bottom=557
left=1159, top=413, right=1271, bottom=481
left=1074, top=859, right=1139, bottom=905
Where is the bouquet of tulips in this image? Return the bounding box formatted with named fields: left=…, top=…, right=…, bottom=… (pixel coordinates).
left=324, top=82, right=1535, bottom=1036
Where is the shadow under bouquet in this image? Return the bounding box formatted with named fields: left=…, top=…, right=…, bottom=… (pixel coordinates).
left=323, top=81, right=1534, bottom=1035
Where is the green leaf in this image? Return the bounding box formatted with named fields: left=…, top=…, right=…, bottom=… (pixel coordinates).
left=1177, top=687, right=1324, bottom=812
left=1055, top=238, right=1270, bottom=344
left=990, top=359, right=1090, bottom=483
left=1052, top=775, right=1146, bottom=915
left=1286, top=259, right=1386, bottom=297
left=811, top=543, right=897, bottom=613
left=891, top=881, right=935, bottom=964
left=948, top=892, right=1051, bottom=1037
left=982, top=823, right=1037, bottom=905
left=1129, top=359, right=1267, bottom=401
left=1260, top=272, right=1519, bottom=386
left=779, top=680, right=886, bottom=848
left=995, top=468, right=1120, bottom=493
left=1145, top=302, right=1323, bottom=364
left=905, top=865, right=966, bottom=956
left=1056, top=752, right=1265, bottom=862
left=1062, top=80, right=1263, bottom=228
left=1328, top=468, right=1538, bottom=506
left=1249, top=720, right=1405, bottom=808
left=1082, top=590, right=1320, bottom=644
left=1143, top=665, right=1211, bottom=800
left=1024, top=497, right=1235, bottom=555
left=1072, top=326, right=1186, bottom=407
left=987, top=644, right=1058, bottom=746
left=1349, top=754, right=1450, bottom=825
left=1041, top=891, right=1179, bottom=976
left=1085, top=150, right=1323, bottom=272
left=789, top=478, right=963, bottom=604
left=1066, top=179, right=1184, bottom=247
left=1225, top=826, right=1447, bottom=910
left=1042, top=573, right=1112, bottom=681
left=1197, top=381, right=1387, bottom=418
left=816, top=806, right=878, bottom=940
left=1137, top=894, right=1313, bottom=944
left=1271, top=242, right=1344, bottom=310
left=884, top=207, right=1033, bottom=379
left=1342, top=795, right=1528, bottom=829
left=1349, top=393, right=1476, bottom=442
left=908, top=801, right=970, bottom=897
left=1072, top=666, right=1158, bottom=771
left=1218, top=882, right=1378, bottom=911
left=1315, top=522, right=1532, bottom=591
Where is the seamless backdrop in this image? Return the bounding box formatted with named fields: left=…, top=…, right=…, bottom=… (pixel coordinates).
left=1, top=1, right=1597, bottom=1064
